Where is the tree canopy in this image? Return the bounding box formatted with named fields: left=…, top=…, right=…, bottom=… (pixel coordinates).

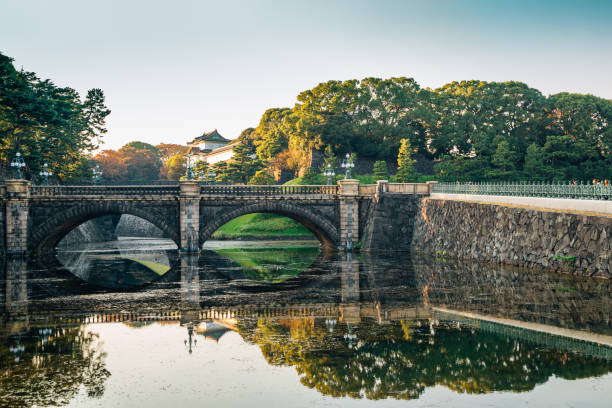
left=244, top=77, right=611, bottom=181
left=0, top=51, right=110, bottom=182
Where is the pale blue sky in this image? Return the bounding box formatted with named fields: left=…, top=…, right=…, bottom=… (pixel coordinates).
left=1, top=0, right=611, bottom=150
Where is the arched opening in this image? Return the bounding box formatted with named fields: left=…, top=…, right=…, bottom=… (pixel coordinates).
left=199, top=203, right=339, bottom=249
left=45, top=211, right=179, bottom=289
left=201, top=210, right=334, bottom=284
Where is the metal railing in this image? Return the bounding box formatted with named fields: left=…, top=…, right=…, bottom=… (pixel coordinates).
left=29, top=185, right=181, bottom=197
left=434, top=182, right=611, bottom=200
left=200, top=184, right=338, bottom=196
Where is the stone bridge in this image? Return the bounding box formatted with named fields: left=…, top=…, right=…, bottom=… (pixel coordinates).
left=0, top=179, right=433, bottom=255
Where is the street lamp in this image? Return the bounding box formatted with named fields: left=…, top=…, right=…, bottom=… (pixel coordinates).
left=341, top=153, right=354, bottom=179
left=9, top=335, right=25, bottom=363
left=184, top=326, right=197, bottom=354
left=208, top=167, right=216, bottom=185
left=92, top=165, right=103, bottom=185
left=325, top=318, right=338, bottom=333
left=39, top=163, right=52, bottom=186
left=199, top=168, right=207, bottom=184
left=323, top=163, right=336, bottom=186
left=10, top=151, right=26, bottom=179
left=185, top=153, right=194, bottom=180
left=323, top=164, right=335, bottom=185
left=343, top=324, right=358, bottom=349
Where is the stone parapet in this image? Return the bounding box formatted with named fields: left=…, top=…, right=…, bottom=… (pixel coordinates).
left=338, top=179, right=359, bottom=196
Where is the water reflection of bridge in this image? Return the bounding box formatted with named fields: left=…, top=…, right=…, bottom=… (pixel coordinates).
left=3, top=253, right=612, bottom=362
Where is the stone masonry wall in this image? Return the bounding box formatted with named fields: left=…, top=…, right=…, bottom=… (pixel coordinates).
left=0, top=202, right=5, bottom=255
left=412, top=198, right=611, bottom=278
left=115, top=214, right=165, bottom=238
left=361, top=194, right=421, bottom=251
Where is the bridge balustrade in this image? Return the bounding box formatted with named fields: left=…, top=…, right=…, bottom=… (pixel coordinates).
left=199, top=184, right=339, bottom=196
left=29, top=185, right=181, bottom=196
left=388, top=183, right=430, bottom=194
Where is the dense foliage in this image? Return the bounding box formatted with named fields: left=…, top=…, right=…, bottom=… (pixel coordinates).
left=245, top=78, right=611, bottom=181
left=0, top=52, right=110, bottom=182
left=94, top=142, right=163, bottom=183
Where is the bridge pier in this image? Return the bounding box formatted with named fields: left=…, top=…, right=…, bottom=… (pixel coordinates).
left=338, top=179, right=360, bottom=250
left=340, top=252, right=361, bottom=324
left=179, top=180, right=200, bottom=253
left=5, top=180, right=30, bottom=255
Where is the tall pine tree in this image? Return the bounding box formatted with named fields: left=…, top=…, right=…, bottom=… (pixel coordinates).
left=395, top=139, right=417, bottom=182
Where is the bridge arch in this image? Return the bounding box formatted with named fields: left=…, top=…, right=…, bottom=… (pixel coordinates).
left=199, top=202, right=339, bottom=249
left=31, top=201, right=180, bottom=254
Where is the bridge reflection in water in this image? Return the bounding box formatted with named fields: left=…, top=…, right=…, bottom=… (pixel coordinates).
left=1, top=251, right=611, bottom=406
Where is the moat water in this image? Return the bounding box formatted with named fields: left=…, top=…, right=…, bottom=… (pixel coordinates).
left=1, top=238, right=611, bottom=407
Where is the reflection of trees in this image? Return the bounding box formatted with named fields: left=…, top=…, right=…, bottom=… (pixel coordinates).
left=238, top=318, right=612, bottom=400
left=0, top=326, right=110, bottom=407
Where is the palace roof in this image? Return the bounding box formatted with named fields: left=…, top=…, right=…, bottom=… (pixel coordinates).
left=192, top=129, right=231, bottom=144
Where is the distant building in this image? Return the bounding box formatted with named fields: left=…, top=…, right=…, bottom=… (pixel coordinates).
left=188, top=129, right=237, bottom=164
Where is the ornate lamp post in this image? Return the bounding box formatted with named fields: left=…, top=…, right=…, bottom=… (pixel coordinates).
left=184, top=326, right=197, bottom=354
left=92, top=165, right=103, bottom=185
left=341, top=153, right=354, bottom=179
left=10, top=151, right=26, bottom=179
left=208, top=167, right=216, bottom=185
left=323, top=163, right=335, bottom=185
left=39, top=163, right=52, bottom=186
left=343, top=324, right=358, bottom=349
left=9, top=335, right=25, bottom=363
left=199, top=168, right=207, bottom=185
left=185, top=153, right=194, bottom=180
left=325, top=318, right=338, bottom=333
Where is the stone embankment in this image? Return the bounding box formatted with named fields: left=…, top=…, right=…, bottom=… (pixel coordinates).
left=412, top=198, right=611, bottom=278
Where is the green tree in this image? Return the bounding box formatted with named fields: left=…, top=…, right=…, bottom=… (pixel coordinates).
left=373, top=160, right=389, bottom=180
left=321, top=145, right=337, bottom=172
left=226, top=141, right=263, bottom=184
left=119, top=146, right=161, bottom=182
left=193, top=160, right=209, bottom=180
left=396, top=139, right=417, bottom=182
left=0, top=51, right=110, bottom=182
left=248, top=169, right=276, bottom=185
left=122, top=141, right=160, bottom=158
left=156, top=143, right=189, bottom=164
left=301, top=167, right=324, bottom=185
left=81, top=88, right=111, bottom=149
left=165, top=154, right=185, bottom=181
left=253, top=108, right=291, bottom=163
left=486, top=139, right=519, bottom=180
left=523, top=143, right=548, bottom=180
left=213, top=161, right=232, bottom=184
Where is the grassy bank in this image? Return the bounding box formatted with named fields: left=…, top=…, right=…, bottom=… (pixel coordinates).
left=214, top=246, right=320, bottom=283
left=211, top=213, right=314, bottom=240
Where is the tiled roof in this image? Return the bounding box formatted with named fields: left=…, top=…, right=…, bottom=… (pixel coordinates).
left=193, top=129, right=231, bottom=143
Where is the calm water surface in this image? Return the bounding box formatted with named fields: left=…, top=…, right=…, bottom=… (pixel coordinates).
left=1, top=238, right=611, bottom=407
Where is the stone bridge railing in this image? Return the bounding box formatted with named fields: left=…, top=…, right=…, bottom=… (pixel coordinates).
left=200, top=184, right=339, bottom=195
left=29, top=185, right=181, bottom=197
